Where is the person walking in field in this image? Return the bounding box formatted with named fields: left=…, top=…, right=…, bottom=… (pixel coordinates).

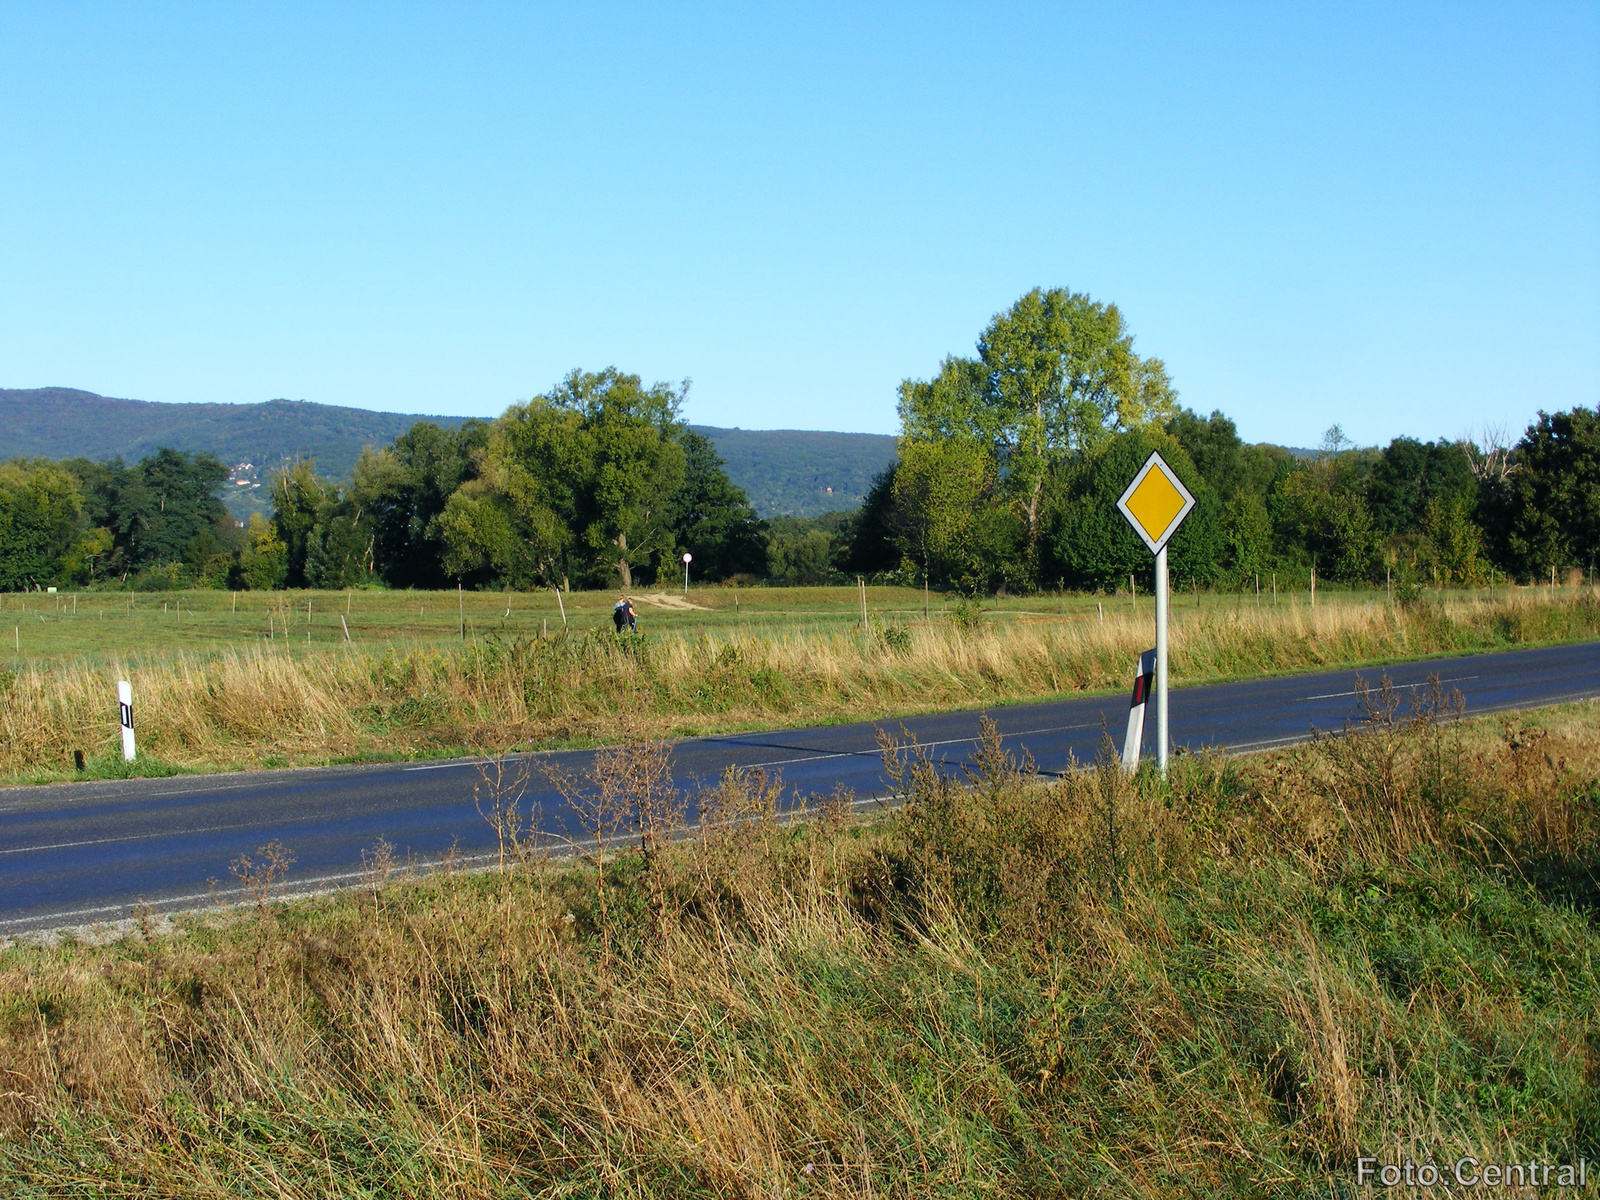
left=613, top=596, right=638, bottom=633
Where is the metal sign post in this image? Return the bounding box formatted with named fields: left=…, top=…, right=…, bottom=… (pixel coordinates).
left=682, top=551, right=692, bottom=596
left=1115, top=451, right=1196, bottom=776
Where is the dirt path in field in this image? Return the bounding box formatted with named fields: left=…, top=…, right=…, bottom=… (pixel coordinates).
left=634, top=594, right=712, bottom=612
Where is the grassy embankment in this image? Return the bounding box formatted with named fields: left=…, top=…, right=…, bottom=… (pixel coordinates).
left=1, top=583, right=1597, bottom=784
left=1, top=694, right=1597, bottom=1195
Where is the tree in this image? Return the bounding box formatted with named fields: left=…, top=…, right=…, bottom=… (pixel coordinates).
left=1272, top=458, right=1381, bottom=582
left=898, top=288, right=1177, bottom=578
left=269, top=461, right=375, bottom=589
left=667, top=431, right=767, bottom=580
left=1488, top=405, right=1600, bottom=580
left=1366, top=437, right=1475, bottom=537
left=350, top=420, right=488, bottom=588
left=0, top=459, right=84, bottom=590
left=66, top=449, right=228, bottom=578
left=433, top=479, right=568, bottom=589
left=1221, top=490, right=1274, bottom=582
left=272, top=461, right=336, bottom=588
left=765, top=521, right=838, bottom=585
left=1042, top=429, right=1220, bottom=592
left=1420, top=494, right=1485, bottom=585
left=1165, top=409, right=1245, bottom=498
left=468, top=369, right=689, bottom=588
left=239, top=514, right=288, bottom=590
left=839, top=463, right=901, bottom=576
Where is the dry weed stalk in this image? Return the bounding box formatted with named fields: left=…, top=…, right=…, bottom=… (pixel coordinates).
left=473, top=748, right=540, bottom=873
left=228, top=839, right=294, bottom=981
left=547, top=739, right=681, bottom=952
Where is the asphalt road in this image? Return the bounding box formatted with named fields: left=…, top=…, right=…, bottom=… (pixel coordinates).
left=3, top=641, right=1597, bottom=934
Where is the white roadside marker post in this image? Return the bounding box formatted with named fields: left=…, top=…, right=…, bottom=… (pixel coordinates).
left=1116, top=451, right=1196, bottom=777
left=117, top=679, right=136, bottom=762
left=1122, top=648, right=1156, bottom=772
left=682, top=551, right=692, bottom=597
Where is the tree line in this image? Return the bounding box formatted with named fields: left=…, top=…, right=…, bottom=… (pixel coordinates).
left=1, top=290, right=1594, bottom=594
left=839, top=288, right=1598, bottom=594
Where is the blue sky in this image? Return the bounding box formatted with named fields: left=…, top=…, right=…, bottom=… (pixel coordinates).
left=1, top=3, right=1595, bottom=445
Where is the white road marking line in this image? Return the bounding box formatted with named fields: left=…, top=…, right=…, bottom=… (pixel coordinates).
left=1296, top=674, right=1479, bottom=702
left=0, top=818, right=275, bottom=856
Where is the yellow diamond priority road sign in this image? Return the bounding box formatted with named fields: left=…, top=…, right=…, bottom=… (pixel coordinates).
left=1117, top=451, right=1195, bottom=555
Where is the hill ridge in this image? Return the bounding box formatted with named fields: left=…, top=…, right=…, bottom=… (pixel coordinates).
left=0, top=387, right=897, bottom=520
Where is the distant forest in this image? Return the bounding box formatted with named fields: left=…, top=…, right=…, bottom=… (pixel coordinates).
left=0, top=389, right=895, bottom=521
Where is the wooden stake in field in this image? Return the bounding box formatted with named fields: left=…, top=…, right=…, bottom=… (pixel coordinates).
left=1310, top=567, right=1317, bottom=608
left=1129, top=574, right=1136, bottom=614
left=553, top=586, right=567, bottom=627
left=458, top=583, right=465, bottom=641
left=1255, top=574, right=1260, bottom=606
left=1097, top=601, right=1104, bottom=622
left=858, top=576, right=868, bottom=633
left=341, top=615, right=351, bottom=643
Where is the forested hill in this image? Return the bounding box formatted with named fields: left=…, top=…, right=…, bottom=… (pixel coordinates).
left=0, top=388, right=474, bottom=481
left=686, top=425, right=896, bottom=517
left=0, top=388, right=898, bottom=519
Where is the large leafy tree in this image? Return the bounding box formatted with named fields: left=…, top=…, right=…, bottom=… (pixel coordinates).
left=67, top=449, right=228, bottom=576
left=443, top=369, right=700, bottom=589
left=269, top=460, right=375, bottom=589
left=0, top=459, right=84, bottom=590
left=1366, top=437, right=1475, bottom=537
left=1165, top=409, right=1246, bottom=498
left=897, top=288, right=1177, bottom=577
left=351, top=420, right=488, bottom=589
left=1271, top=456, right=1382, bottom=582
left=839, top=463, right=901, bottom=576
left=1489, top=405, right=1600, bottom=579
left=891, top=440, right=1026, bottom=594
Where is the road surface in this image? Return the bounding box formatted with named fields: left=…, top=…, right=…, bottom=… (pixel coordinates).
left=3, top=641, right=1596, bottom=934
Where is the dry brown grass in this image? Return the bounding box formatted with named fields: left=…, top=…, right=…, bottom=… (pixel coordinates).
left=3, top=590, right=1596, bottom=782
left=1, top=698, right=1597, bottom=1196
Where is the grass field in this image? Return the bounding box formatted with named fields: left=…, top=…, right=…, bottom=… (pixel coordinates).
left=2, top=698, right=1597, bottom=1196
left=1, top=582, right=1597, bottom=785
left=0, top=578, right=1562, bottom=666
